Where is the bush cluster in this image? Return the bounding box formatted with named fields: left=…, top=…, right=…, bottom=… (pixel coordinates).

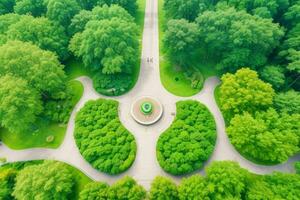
left=75, top=99, right=136, bottom=174
left=157, top=100, right=216, bottom=175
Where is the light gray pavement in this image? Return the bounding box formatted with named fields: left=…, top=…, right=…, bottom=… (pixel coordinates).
left=0, top=0, right=299, bottom=190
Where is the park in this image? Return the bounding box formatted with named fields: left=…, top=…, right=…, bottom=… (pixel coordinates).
left=0, top=0, right=299, bottom=199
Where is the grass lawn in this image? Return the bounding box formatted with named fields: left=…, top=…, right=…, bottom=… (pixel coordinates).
left=0, top=160, right=93, bottom=199
left=0, top=80, right=84, bottom=150
left=158, top=0, right=219, bottom=97
left=64, top=0, right=146, bottom=96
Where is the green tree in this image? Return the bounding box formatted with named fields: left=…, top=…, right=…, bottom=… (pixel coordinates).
left=6, top=15, right=69, bottom=60
left=75, top=99, right=136, bottom=174
left=46, top=0, right=81, bottom=28
left=12, top=161, right=74, bottom=200
left=178, top=175, right=206, bottom=200
left=274, top=90, right=300, bottom=114
left=14, top=0, right=46, bottom=16
left=70, top=18, right=138, bottom=74
left=163, top=19, right=199, bottom=67
left=0, top=41, right=66, bottom=95
left=69, top=4, right=133, bottom=35
left=0, top=13, right=21, bottom=44
left=205, top=161, right=249, bottom=200
left=227, top=108, right=300, bottom=163
left=149, top=176, right=178, bottom=200
left=107, top=176, right=146, bottom=200
left=196, top=8, right=284, bottom=72
left=284, top=1, right=300, bottom=27
left=0, top=75, right=43, bottom=134
left=157, top=100, right=216, bottom=175
left=260, top=65, right=285, bottom=90
left=295, top=162, right=300, bottom=174
left=0, top=169, right=17, bottom=200
left=0, top=0, right=15, bottom=14
left=79, top=182, right=109, bottom=200
left=220, top=68, right=275, bottom=117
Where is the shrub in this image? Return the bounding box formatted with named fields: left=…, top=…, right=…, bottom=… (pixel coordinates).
left=74, top=99, right=136, bottom=174
left=156, top=100, right=216, bottom=175
left=79, top=182, right=109, bottom=200
left=149, top=176, right=178, bottom=200
left=178, top=175, right=206, bottom=200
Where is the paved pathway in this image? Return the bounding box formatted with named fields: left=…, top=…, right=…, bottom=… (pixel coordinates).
left=0, top=0, right=299, bottom=189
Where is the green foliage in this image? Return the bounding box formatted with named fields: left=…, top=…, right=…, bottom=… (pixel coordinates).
left=164, top=0, right=209, bottom=21
left=227, top=108, right=300, bottom=163
left=274, top=90, right=300, bottom=114
left=4, top=15, right=69, bottom=60
left=93, top=72, right=133, bottom=96
left=196, top=8, right=284, bottom=72
left=260, top=65, right=286, bottom=90
left=220, top=68, right=274, bottom=118
left=0, top=169, right=17, bottom=200
left=178, top=175, right=206, bottom=200
left=163, top=19, right=199, bottom=67
left=0, top=13, right=21, bottom=43
left=77, top=0, right=137, bottom=15
left=295, top=162, right=300, bottom=174
left=0, top=0, right=15, bottom=14
left=14, top=0, right=46, bottom=16
left=149, top=176, right=178, bottom=200
left=12, top=161, right=74, bottom=200
left=79, top=182, right=109, bottom=200
left=70, top=18, right=138, bottom=74
left=284, top=1, right=300, bottom=27
left=107, top=176, right=146, bottom=200
left=0, top=75, right=43, bottom=134
left=157, top=100, right=216, bottom=175
left=75, top=99, right=136, bottom=174
left=46, top=0, right=81, bottom=28
left=69, top=4, right=134, bottom=35
left=0, top=40, right=66, bottom=95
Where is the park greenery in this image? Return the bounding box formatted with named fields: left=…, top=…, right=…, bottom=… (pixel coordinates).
left=157, top=100, right=216, bottom=175
left=74, top=99, right=136, bottom=174
left=2, top=160, right=299, bottom=199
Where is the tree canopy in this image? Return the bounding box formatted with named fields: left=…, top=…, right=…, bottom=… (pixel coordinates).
left=12, top=161, right=74, bottom=200
left=219, top=68, right=275, bottom=117
left=157, top=100, right=216, bottom=175
left=149, top=176, right=178, bottom=200
left=79, top=182, right=109, bottom=200
left=260, top=65, right=286, bottom=90
left=0, top=0, right=15, bottom=14
left=75, top=99, right=136, bottom=174
left=163, top=19, right=199, bottom=67
left=70, top=17, right=138, bottom=74
left=0, top=75, right=43, bottom=134
left=78, top=0, right=137, bottom=14
left=14, top=0, right=46, bottom=16
left=196, top=7, right=284, bottom=72
left=0, top=168, right=17, bottom=200
left=274, top=90, right=300, bottom=114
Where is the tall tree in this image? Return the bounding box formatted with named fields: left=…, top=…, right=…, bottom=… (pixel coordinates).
left=5, top=15, right=69, bottom=60
left=164, top=19, right=199, bottom=68
left=284, top=0, right=300, bottom=27
left=260, top=65, right=286, bottom=90
left=196, top=7, right=284, bottom=72
left=0, top=75, right=43, bottom=134
left=70, top=18, right=139, bottom=74
left=274, top=90, right=300, bottom=114
left=0, top=0, right=15, bottom=14
left=14, top=0, right=46, bottom=16
left=13, top=161, right=74, bottom=200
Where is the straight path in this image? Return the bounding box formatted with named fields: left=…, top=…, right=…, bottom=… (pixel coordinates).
left=0, top=0, right=299, bottom=190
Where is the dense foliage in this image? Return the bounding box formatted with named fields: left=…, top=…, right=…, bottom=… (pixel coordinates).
left=75, top=99, right=136, bottom=174
left=14, top=0, right=46, bottom=16
left=12, top=161, right=74, bottom=200
left=0, top=0, right=15, bottom=14
left=274, top=90, right=300, bottom=114
left=157, top=100, right=216, bottom=175
left=149, top=176, right=178, bottom=200
left=79, top=182, right=109, bottom=200
left=0, top=168, right=17, bottom=200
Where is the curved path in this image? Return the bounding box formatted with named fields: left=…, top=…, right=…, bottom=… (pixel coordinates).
left=0, top=0, right=299, bottom=189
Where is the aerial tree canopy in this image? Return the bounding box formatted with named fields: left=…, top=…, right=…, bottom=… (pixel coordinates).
left=0, top=169, right=17, bottom=200
left=260, top=65, right=286, bottom=90
left=5, top=15, right=69, bottom=60
left=284, top=0, right=300, bottom=27
left=0, top=75, right=43, bottom=134
left=0, top=0, right=15, bottom=14
left=45, top=0, right=81, bottom=28
left=274, top=90, right=300, bottom=114
left=227, top=108, right=300, bottom=163
left=79, top=182, right=109, bottom=200
left=75, top=99, right=136, bottom=174
left=0, top=41, right=66, bottom=95
left=178, top=175, right=206, bottom=199
left=149, top=176, right=178, bottom=200
left=14, top=0, right=46, bottom=16
left=196, top=8, right=284, bottom=72
left=157, top=100, right=216, bottom=175
left=219, top=68, right=275, bottom=118
left=69, top=4, right=133, bottom=35
left=12, top=161, right=74, bottom=200
left=163, top=19, right=199, bottom=67
left=70, top=18, right=138, bottom=74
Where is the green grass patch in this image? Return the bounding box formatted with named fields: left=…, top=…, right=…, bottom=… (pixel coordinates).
left=0, top=80, right=83, bottom=150
left=158, top=0, right=219, bottom=97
